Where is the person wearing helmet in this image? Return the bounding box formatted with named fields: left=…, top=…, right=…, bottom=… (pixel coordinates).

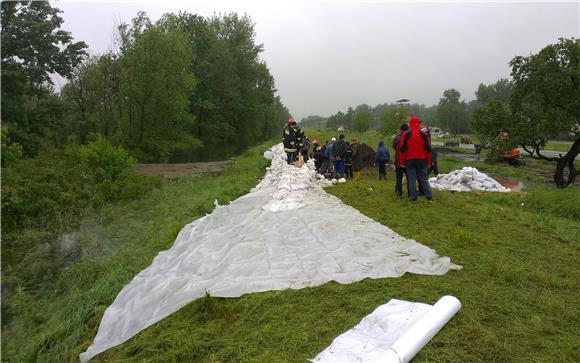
left=282, top=117, right=299, bottom=164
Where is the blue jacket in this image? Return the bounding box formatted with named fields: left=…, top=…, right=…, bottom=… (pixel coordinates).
left=325, top=143, right=335, bottom=161
left=375, top=141, right=390, bottom=162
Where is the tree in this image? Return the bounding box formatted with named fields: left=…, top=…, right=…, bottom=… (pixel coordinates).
left=1, top=1, right=87, bottom=156
left=352, top=111, right=372, bottom=134
left=475, top=78, right=512, bottom=105
left=300, top=115, right=327, bottom=130
left=509, top=37, right=580, bottom=187
left=159, top=12, right=285, bottom=159
left=379, top=107, right=407, bottom=137
left=470, top=101, right=518, bottom=159
left=326, top=111, right=345, bottom=130
left=118, top=15, right=197, bottom=156
left=437, top=89, right=470, bottom=135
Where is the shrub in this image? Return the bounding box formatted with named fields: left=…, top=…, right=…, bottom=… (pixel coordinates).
left=79, top=136, right=135, bottom=182
left=1, top=138, right=160, bottom=235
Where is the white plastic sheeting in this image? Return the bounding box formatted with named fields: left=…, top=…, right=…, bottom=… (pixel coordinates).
left=313, top=296, right=461, bottom=363
left=429, top=167, right=510, bottom=192
left=80, top=144, right=460, bottom=362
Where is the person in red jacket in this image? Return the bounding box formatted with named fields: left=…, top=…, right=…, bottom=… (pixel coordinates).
left=399, top=115, right=432, bottom=202
left=392, top=123, right=409, bottom=198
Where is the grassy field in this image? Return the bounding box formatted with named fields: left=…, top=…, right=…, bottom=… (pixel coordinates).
left=544, top=141, right=575, bottom=153
left=3, top=135, right=579, bottom=362
left=1, top=140, right=276, bottom=362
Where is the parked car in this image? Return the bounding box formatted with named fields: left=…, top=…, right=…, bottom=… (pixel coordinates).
left=445, top=139, right=459, bottom=147
left=438, top=132, right=449, bottom=138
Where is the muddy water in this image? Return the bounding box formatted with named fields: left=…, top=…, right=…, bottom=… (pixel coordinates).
left=496, top=178, right=525, bottom=191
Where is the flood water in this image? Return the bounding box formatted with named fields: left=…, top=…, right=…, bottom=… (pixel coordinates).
left=496, top=178, right=525, bottom=191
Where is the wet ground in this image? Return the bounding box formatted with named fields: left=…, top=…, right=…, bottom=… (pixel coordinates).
left=496, top=178, right=525, bottom=191
left=435, top=148, right=483, bottom=162
left=135, top=160, right=233, bottom=178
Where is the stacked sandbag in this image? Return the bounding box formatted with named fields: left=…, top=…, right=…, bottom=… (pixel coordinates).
left=429, top=167, right=510, bottom=192
left=258, top=145, right=333, bottom=212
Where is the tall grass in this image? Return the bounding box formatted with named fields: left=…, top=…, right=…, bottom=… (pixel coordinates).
left=92, top=152, right=578, bottom=363
left=1, top=139, right=276, bottom=362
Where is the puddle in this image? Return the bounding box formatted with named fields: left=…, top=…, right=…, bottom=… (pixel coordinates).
left=435, top=148, right=482, bottom=162
left=496, top=178, right=525, bottom=191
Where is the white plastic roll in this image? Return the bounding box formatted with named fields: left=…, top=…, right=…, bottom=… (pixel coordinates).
left=386, top=295, right=461, bottom=363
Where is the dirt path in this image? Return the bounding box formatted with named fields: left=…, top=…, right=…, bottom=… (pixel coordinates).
left=135, top=160, right=233, bottom=178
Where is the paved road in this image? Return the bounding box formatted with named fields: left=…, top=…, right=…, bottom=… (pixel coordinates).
left=431, top=141, right=579, bottom=160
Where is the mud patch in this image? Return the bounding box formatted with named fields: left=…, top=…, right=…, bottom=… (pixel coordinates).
left=496, top=178, right=525, bottom=191
left=135, top=160, right=233, bottom=178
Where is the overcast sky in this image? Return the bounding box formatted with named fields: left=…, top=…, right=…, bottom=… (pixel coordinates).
left=53, top=0, right=579, bottom=120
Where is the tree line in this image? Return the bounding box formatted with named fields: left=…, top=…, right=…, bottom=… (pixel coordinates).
left=303, top=38, right=578, bottom=186
left=1, top=2, right=290, bottom=164
left=304, top=89, right=473, bottom=136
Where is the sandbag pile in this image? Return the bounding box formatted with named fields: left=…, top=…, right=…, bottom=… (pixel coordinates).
left=258, top=147, right=333, bottom=212
left=429, top=167, right=510, bottom=192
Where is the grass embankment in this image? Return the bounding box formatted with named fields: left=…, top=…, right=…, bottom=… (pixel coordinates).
left=1, top=140, right=276, bottom=362
left=5, top=135, right=579, bottom=362
left=97, top=142, right=576, bottom=361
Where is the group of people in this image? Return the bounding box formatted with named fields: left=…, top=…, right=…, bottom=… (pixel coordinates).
left=282, top=115, right=438, bottom=202
left=311, top=135, right=365, bottom=180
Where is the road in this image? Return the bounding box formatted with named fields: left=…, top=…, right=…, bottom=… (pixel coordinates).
left=431, top=141, right=579, bottom=160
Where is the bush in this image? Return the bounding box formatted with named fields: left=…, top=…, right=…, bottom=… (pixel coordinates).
left=1, top=139, right=160, bottom=235
left=1, top=124, right=23, bottom=167
left=79, top=136, right=135, bottom=181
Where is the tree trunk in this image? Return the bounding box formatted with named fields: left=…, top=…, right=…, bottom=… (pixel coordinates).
left=554, top=136, right=580, bottom=187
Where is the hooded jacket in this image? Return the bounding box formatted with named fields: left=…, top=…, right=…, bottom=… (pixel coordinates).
left=375, top=141, right=390, bottom=162
left=399, top=116, right=431, bottom=165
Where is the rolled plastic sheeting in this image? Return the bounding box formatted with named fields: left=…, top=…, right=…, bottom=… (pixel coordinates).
left=313, top=296, right=461, bottom=363
left=387, top=295, right=461, bottom=363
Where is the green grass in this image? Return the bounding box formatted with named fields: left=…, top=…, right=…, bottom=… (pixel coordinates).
left=1, top=140, right=276, bottom=362
left=3, top=141, right=579, bottom=362
left=544, top=141, right=574, bottom=153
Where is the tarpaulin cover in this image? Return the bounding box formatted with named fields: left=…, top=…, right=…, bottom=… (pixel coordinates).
left=429, top=166, right=510, bottom=192
left=80, top=144, right=460, bottom=362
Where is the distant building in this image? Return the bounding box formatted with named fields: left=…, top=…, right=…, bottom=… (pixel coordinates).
left=429, top=126, right=442, bottom=134
left=337, top=125, right=350, bottom=132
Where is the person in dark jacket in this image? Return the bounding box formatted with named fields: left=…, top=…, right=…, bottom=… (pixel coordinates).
left=351, top=137, right=363, bottom=180
left=399, top=115, right=432, bottom=202
left=393, top=123, right=409, bottom=198
left=429, top=149, right=439, bottom=176
left=318, top=141, right=332, bottom=175
left=344, top=142, right=353, bottom=179
left=301, top=137, right=310, bottom=162
left=333, top=134, right=347, bottom=179
left=324, top=138, right=335, bottom=174
left=375, top=140, right=391, bottom=180
left=312, top=140, right=323, bottom=171
left=282, top=117, right=299, bottom=164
